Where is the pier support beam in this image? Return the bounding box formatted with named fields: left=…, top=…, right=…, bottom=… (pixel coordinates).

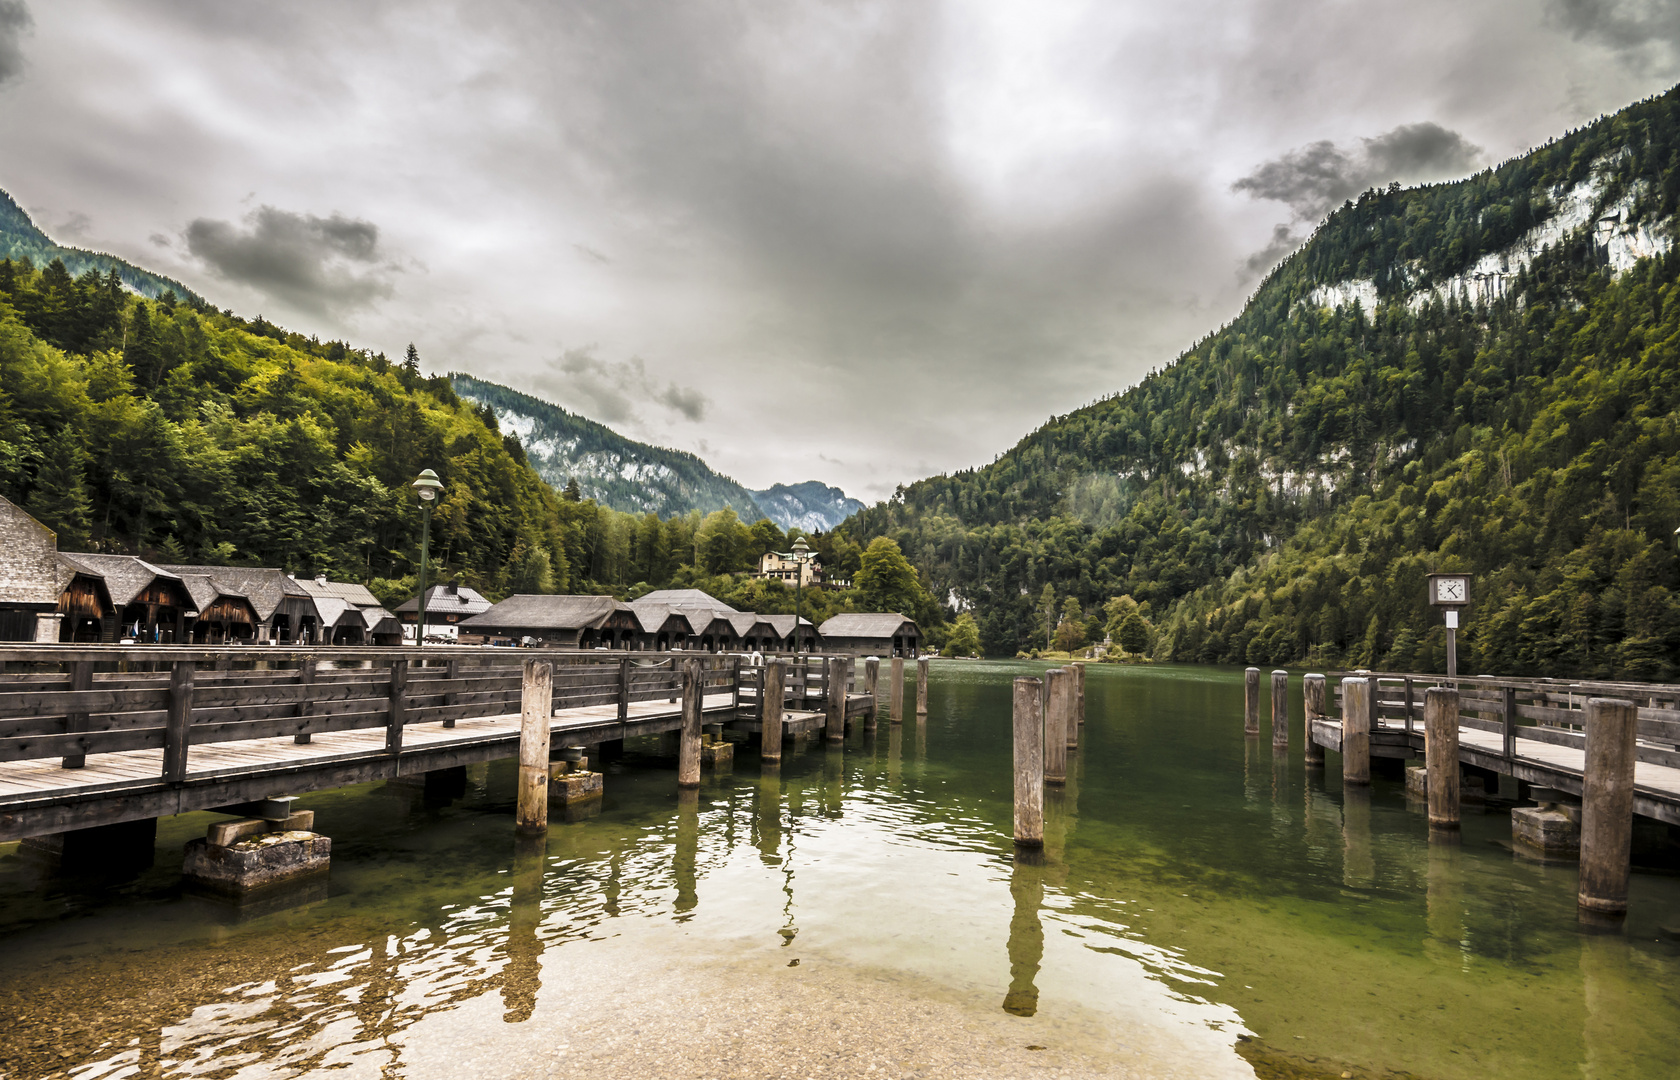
left=826, top=657, right=847, bottom=743
left=516, top=659, right=554, bottom=836
left=761, top=659, right=785, bottom=763
left=678, top=659, right=702, bottom=789
left=916, top=657, right=929, bottom=716
left=891, top=657, right=906, bottom=724
left=1044, top=668, right=1069, bottom=787
left=863, top=658, right=879, bottom=733
left=1013, top=676, right=1044, bottom=848
left=20, top=817, right=158, bottom=875
left=1425, top=686, right=1460, bottom=833
left=1302, top=674, right=1325, bottom=767
left=1073, top=662, right=1085, bottom=729
left=1341, top=676, right=1371, bottom=786
left=1244, top=667, right=1260, bottom=736
left=1578, top=697, right=1638, bottom=919
left=1271, top=670, right=1289, bottom=750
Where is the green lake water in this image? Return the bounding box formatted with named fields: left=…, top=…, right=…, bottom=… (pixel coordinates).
left=1, top=660, right=1678, bottom=1079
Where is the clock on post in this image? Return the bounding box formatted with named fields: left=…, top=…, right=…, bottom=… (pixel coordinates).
left=1427, top=574, right=1470, bottom=607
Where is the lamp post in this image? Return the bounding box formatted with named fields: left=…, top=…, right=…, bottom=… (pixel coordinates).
left=412, top=469, right=443, bottom=645
left=791, top=535, right=811, bottom=654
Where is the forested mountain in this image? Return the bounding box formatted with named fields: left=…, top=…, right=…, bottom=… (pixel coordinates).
left=452, top=374, right=770, bottom=522
left=752, top=482, right=865, bottom=532
left=0, top=190, right=204, bottom=305
left=850, top=85, right=1680, bottom=679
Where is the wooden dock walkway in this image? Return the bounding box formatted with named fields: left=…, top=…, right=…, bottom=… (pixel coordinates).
left=1308, top=673, right=1680, bottom=825
left=0, top=646, right=876, bottom=842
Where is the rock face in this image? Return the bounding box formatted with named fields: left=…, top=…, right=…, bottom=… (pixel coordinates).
left=182, top=831, right=331, bottom=894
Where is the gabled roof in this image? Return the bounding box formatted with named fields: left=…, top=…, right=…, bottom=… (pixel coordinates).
left=295, top=576, right=382, bottom=608
left=460, top=594, right=628, bottom=631
left=171, top=572, right=255, bottom=617
left=312, top=595, right=358, bottom=629
left=394, top=584, right=492, bottom=616
left=762, top=614, right=816, bottom=637
left=626, top=601, right=696, bottom=635
left=361, top=605, right=403, bottom=636
left=0, top=495, right=61, bottom=606
left=818, top=612, right=918, bottom=638
left=727, top=612, right=774, bottom=636
left=156, top=565, right=311, bottom=622
left=636, top=589, right=737, bottom=612
left=62, top=553, right=189, bottom=607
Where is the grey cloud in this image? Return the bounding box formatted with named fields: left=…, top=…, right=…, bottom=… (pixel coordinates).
left=0, top=0, right=30, bottom=86
left=1244, top=224, right=1303, bottom=276
left=1552, top=0, right=1680, bottom=55
left=1234, top=122, right=1484, bottom=221
left=183, top=206, right=394, bottom=316
left=541, top=348, right=710, bottom=426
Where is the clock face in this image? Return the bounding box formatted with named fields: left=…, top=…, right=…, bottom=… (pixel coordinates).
left=1438, top=577, right=1466, bottom=603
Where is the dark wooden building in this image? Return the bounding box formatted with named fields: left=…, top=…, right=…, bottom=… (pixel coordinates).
left=818, top=613, right=920, bottom=657
left=63, top=554, right=197, bottom=644
left=0, top=496, right=68, bottom=641
left=395, top=584, right=492, bottom=643
left=459, top=595, right=640, bottom=648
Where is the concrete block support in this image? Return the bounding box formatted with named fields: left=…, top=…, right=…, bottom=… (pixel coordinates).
left=183, top=829, right=330, bottom=895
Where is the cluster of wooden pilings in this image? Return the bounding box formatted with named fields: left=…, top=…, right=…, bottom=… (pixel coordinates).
left=515, top=654, right=935, bottom=834
left=1247, top=667, right=1650, bottom=924
left=1011, top=664, right=1087, bottom=847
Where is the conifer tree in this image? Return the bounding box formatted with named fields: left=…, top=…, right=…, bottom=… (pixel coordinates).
left=31, top=428, right=93, bottom=549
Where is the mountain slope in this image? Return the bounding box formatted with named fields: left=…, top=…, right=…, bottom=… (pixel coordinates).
left=0, top=189, right=206, bottom=305
left=752, top=482, right=864, bottom=532
left=849, top=85, right=1680, bottom=678
left=451, top=373, right=768, bottom=521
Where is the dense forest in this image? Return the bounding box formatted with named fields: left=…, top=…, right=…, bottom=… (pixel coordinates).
left=0, top=250, right=940, bottom=625
left=849, top=85, right=1680, bottom=679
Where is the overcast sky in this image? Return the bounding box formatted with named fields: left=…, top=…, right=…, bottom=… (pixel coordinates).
left=0, top=1, right=1676, bottom=501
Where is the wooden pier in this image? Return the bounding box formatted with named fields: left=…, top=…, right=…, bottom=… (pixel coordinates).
left=0, top=645, right=876, bottom=843
left=1309, top=673, right=1680, bottom=826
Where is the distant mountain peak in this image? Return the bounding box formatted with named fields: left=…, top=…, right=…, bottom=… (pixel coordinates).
left=751, top=482, right=864, bottom=532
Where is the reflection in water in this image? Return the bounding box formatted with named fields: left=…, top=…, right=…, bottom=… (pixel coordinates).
left=1581, top=931, right=1638, bottom=1080
left=755, top=767, right=783, bottom=865
left=675, top=789, right=700, bottom=916
left=915, top=713, right=928, bottom=759
left=503, top=833, right=547, bottom=1023
left=888, top=724, right=903, bottom=784
left=1425, top=837, right=1464, bottom=967
left=1002, top=848, right=1046, bottom=1017
left=1342, top=787, right=1374, bottom=888
left=1243, top=736, right=1262, bottom=806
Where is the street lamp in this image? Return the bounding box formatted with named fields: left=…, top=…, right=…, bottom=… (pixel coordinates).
left=790, top=535, right=812, bottom=654
left=412, top=469, right=443, bottom=645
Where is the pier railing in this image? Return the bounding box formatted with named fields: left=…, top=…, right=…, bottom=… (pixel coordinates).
left=0, top=645, right=856, bottom=780
left=1327, top=671, right=1680, bottom=769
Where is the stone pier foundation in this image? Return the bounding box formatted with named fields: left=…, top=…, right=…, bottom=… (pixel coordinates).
left=183, top=811, right=329, bottom=895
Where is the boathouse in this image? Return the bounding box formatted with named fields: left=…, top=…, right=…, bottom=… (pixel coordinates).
left=159, top=565, right=321, bottom=644
left=53, top=554, right=115, bottom=643
left=764, top=614, right=820, bottom=652
left=63, top=554, right=197, bottom=644
left=818, top=612, right=920, bottom=657
left=295, top=576, right=403, bottom=645
left=395, top=584, right=492, bottom=643
left=0, top=496, right=70, bottom=641
left=626, top=601, right=696, bottom=651
left=460, top=594, right=640, bottom=648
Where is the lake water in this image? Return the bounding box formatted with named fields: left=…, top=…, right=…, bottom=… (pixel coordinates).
left=1, top=661, right=1677, bottom=1079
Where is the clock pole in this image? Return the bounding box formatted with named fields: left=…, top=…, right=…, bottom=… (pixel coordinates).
left=1427, top=574, right=1470, bottom=681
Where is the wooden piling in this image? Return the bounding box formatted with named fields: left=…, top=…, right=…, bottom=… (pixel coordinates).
left=1578, top=697, right=1638, bottom=917
left=384, top=658, right=408, bottom=755
left=1044, top=669, right=1069, bottom=786
left=293, top=657, right=316, bottom=744
left=916, top=656, right=929, bottom=716
left=1424, top=686, right=1460, bottom=832
left=162, top=660, right=195, bottom=783
left=678, top=659, right=702, bottom=789
left=1244, top=667, right=1260, bottom=736
left=1341, top=676, right=1371, bottom=786
left=1302, top=674, right=1325, bottom=767
left=826, top=657, right=847, bottom=742
left=761, top=659, right=785, bottom=763
left=864, top=657, right=880, bottom=732
left=515, top=660, right=553, bottom=835
left=1271, top=669, right=1289, bottom=750
left=1073, top=662, right=1086, bottom=727
left=1013, top=676, right=1044, bottom=848
left=891, top=656, right=906, bottom=725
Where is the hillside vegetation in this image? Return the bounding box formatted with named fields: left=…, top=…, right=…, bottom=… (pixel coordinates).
left=851, top=86, right=1680, bottom=679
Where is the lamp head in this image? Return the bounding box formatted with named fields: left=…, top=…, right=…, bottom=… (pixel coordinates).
left=791, top=536, right=810, bottom=560
left=412, top=468, right=443, bottom=503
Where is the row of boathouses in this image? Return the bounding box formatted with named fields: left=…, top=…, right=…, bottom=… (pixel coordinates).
left=0, top=496, right=922, bottom=655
